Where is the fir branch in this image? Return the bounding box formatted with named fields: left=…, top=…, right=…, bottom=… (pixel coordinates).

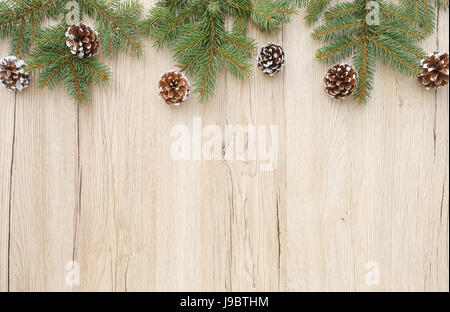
left=313, top=0, right=428, bottom=103
left=0, top=0, right=58, bottom=28
left=40, top=57, right=68, bottom=88
left=74, top=57, right=110, bottom=83
left=0, top=0, right=145, bottom=57
left=232, top=15, right=248, bottom=34
left=67, top=59, right=84, bottom=102
left=223, top=33, right=254, bottom=52
left=375, top=29, right=425, bottom=59
left=0, top=0, right=144, bottom=104
left=312, top=20, right=365, bottom=41
left=366, top=35, right=419, bottom=74
left=375, top=22, right=425, bottom=41
left=27, top=24, right=111, bottom=104
left=324, top=2, right=364, bottom=20
left=27, top=54, right=67, bottom=71
left=306, top=0, right=331, bottom=24
left=250, top=0, right=296, bottom=31
left=402, top=0, right=444, bottom=34
left=315, top=36, right=363, bottom=62
left=380, top=1, right=414, bottom=22
left=297, top=0, right=331, bottom=24
left=145, top=0, right=206, bottom=48
left=353, top=40, right=375, bottom=103
left=82, top=0, right=144, bottom=56
left=0, top=0, right=65, bottom=56
left=145, top=0, right=296, bottom=101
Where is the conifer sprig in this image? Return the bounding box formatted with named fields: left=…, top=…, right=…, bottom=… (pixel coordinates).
left=313, top=0, right=428, bottom=103
left=27, top=24, right=111, bottom=104
left=0, top=0, right=144, bottom=57
left=299, top=0, right=331, bottom=25
left=299, top=0, right=448, bottom=27
left=0, top=0, right=145, bottom=104
left=80, top=0, right=144, bottom=57
left=144, top=0, right=298, bottom=102
left=402, top=0, right=448, bottom=35
left=0, top=0, right=66, bottom=56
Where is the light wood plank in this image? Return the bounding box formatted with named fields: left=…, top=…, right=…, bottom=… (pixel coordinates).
left=0, top=45, right=16, bottom=292
left=225, top=25, right=285, bottom=291
left=431, top=7, right=449, bottom=291
left=8, top=81, right=77, bottom=291
left=74, top=0, right=196, bottom=291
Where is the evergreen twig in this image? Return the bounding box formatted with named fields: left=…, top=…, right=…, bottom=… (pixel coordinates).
left=143, top=0, right=298, bottom=102
left=313, top=0, right=430, bottom=103
left=401, top=0, right=448, bottom=35
left=0, top=0, right=144, bottom=104
left=26, top=24, right=111, bottom=104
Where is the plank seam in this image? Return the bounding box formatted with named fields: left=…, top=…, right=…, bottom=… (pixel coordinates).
left=224, top=159, right=234, bottom=292
left=433, top=8, right=440, bottom=161
left=71, top=105, right=82, bottom=291
left=7, top=93, right=17, bottom=292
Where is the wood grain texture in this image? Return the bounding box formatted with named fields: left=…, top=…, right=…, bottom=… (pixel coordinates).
left=0, top=44, right=15, bottom=292
left=0, top=1, right=448, bottom=292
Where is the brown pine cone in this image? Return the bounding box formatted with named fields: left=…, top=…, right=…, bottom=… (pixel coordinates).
left=324, top=64, right=358, bottom=99
left=158, top=71, right=190, bottom=105
left=257, top=42, right=286, bottom=76
left=418, top=51, right=449, bottom=90
left=66, top=23, right=100, bottom=59
left=0, top=56, right=31, bottom=92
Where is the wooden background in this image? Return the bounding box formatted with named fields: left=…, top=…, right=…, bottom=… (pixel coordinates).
left=0, top=1, right=448, bottom=292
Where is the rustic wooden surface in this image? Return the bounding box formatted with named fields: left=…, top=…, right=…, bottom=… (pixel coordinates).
left=0, top=1, right=448, bottom=292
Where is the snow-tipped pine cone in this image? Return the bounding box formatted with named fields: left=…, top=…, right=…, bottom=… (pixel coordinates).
left=418, top=51, right=449, bottom=90
left=324, top=63, right=358, bottom=99
left=257, top=42, right=286, bottom=76
left=0, top=56, right=31, bottom=92
left=66, top=23, right=100, bottom=59
left=158, top=71, right=190, bottom=105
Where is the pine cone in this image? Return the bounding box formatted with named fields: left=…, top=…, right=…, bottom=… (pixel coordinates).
left=0, top=56, right=31, bottom=92
left=324, top=64, right=358, bottom=99
left=66, top=23, right=100, bottom=59
left=158, top=71, right=190, bottom=105
left=418, top=51, right=449, bottom=90
left=257, top=42, right=286, bottom=76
